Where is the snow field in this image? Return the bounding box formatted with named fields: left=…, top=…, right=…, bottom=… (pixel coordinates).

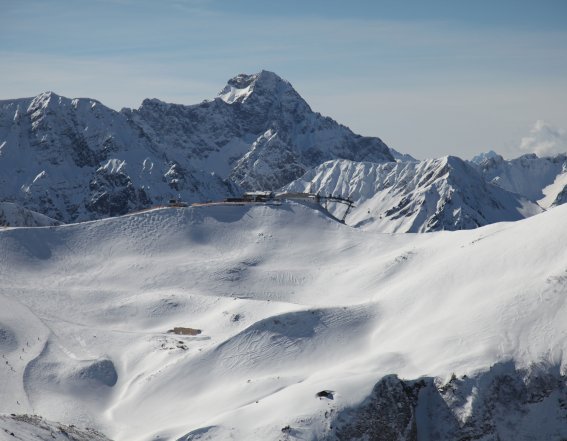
left=0, top=202, right=566, bottom=440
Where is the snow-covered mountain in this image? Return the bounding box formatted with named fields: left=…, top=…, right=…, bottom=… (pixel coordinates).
left=0, top=92, right=236, bottom=222
left=1, top=201, right=566, bottom=440
left=0, top=202, right=62, bottom=227
left=285, top=156, right=542, bottom=233
left=471, top=152, right=567, bottom=208
left=125, top=70, right=394, bottom=190
left=0, top=71, right=395, bottom=223
left=3, top=70, right=564, bottom=234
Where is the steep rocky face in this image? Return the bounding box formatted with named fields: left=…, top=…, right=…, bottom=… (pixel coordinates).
left=330, top=362, right=567, bottom=441
left=470, top=152, right=567, bottom=207
left=285, top=156, right=542, bottom=233
left=552, top=184, right=567, bottom=206
left=126, top=70, right=395, bottom=190
left=333, top=376, right=423, bottom=441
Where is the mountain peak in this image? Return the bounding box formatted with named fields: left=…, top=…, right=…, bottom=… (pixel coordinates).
left=470, top=150, right=502, bottom=165
left=139, top=97, right=170, bottom=109
left=36, top=91, right=61, bottom=100
left=218, top=70, right=294, bottom=104
left=28, top=91, right=62, bottom=112
left=26, top=92, right=103, bottom=115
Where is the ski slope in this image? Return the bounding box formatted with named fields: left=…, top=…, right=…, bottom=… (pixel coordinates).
left=0, top=202, right=566, bottom=440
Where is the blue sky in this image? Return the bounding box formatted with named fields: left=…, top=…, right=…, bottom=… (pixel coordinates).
left=1, top=0, right=566, bottom=159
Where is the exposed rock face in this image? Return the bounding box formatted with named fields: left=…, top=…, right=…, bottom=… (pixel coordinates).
left=126, top=70, right=395, bottom=191
left=285, top=156, right=542, bottom=233
left=331, top=362, right=567, bottom=441
left=333, top=376, right=423, bottom=441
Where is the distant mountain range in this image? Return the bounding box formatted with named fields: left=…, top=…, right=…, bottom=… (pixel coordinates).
left=0, top=71, right=566, bottom=231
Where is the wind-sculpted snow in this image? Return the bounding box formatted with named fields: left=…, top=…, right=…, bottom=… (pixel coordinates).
left=23, top=342, right=118, bottom=426
left=1, top=202, right=567, bottom=440
left=285, top=156, right=542, bottom=232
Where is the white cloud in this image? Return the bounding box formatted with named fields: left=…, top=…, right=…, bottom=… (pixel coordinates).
left=519, top=120, right=567, bottom=157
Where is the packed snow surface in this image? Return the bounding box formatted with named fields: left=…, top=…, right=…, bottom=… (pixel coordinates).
left=1, top=202, right=566, bottom=440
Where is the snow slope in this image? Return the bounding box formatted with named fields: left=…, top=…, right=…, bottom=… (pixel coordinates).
left=1, top=202, right=566, bottom=440
left=0, top=202, right=62, bottom=227
left=285, top=157, right=541, bottom=232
